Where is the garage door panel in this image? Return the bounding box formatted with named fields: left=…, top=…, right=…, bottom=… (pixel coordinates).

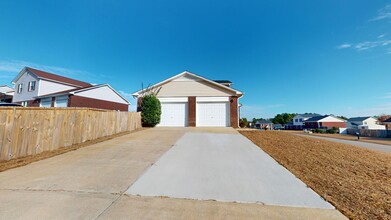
left=159, top=102, right=188, bottom=127
left=197, top=102, right=229, bottom=127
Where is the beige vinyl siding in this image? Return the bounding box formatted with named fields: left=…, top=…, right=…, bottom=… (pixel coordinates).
left=157, top=81, right=235, bottom=97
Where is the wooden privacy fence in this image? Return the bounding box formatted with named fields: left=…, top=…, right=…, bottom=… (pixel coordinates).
left=347, top=128, right=391, bottom=138
left=0, top=107, right=141, bottom=161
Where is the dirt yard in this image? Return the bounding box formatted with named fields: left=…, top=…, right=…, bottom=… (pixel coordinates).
left=240, top=130, right=391, bottom=220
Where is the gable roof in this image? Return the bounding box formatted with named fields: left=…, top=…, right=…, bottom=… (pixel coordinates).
left=0, top=85, right=14, bottom=94
left=36, top=84, right=129, bottom=104
left=132, top=71, right=243, bottom=97
left=305, top=115, right=328, bottom=122
left=12, top=67, right=92, bottom=88
left=256, top=119, right=273, bottom=124
left=305, top=115, right=345, bottom=122
left=347, top=117, right=372, bottom=122
left=296, top=113, right=321, bottom=118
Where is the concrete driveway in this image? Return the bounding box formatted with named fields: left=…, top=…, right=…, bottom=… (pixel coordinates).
left=0, top=128, right=346, bottom=219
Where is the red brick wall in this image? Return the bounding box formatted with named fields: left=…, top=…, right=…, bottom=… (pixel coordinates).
left=136, top=98, right=142, bottom=112
left=68, top=95, right=128, bottom=111
left=230, top=96, right=239, bottom=128
left=188, top=96, right=196, bottom=127
left=320, top=122, right=346, bottom=128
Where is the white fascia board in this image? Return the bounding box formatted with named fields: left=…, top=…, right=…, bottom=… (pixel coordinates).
left=74, top=84, right=130, bottom=104
left=319, top=115, right=346, bottom=122
left=158, top=97, right=188, bottom=102
left=196, top=97, right=229, bottom=102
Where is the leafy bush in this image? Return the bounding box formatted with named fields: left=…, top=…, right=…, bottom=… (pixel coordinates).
left=141, top=95, right=161, bottom=127
left=327, top=127, right=339, bottom=134
left=313, top=128, right=324, bottom=133
left=239, top=118, right=249, bottom=128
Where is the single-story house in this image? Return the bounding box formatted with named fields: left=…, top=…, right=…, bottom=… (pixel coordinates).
left=255, top=119, right=273, bottom=130
left=304, top=115, right=346, bottom=129
left=0, top=85, right=14, bottom=103
left=132, top=71, right=243, bottom=127
left=347, top=117, right=385, bottom=130
left=11, top=67, right=129, bottom=111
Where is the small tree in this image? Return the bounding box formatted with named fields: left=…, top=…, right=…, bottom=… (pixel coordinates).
left=140, top=84, right=162, bottom=127
left=239, top=118, right=249, bottom=128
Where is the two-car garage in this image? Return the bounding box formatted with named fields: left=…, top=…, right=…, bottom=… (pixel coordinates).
left=158, top=97, right=230, bottom=127
left=133, top=71, right=242, bottom=128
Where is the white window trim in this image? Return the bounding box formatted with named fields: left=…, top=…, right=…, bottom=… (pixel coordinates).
left=18, top=83, right=23, bottom=93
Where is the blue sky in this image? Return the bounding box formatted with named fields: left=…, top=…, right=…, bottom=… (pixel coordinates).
left=0, top=0, right=390, bottom=119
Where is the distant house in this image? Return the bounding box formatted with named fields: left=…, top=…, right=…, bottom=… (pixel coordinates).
left=347, top=117, right=385, bottom=130
left=286, top=113, right=321, bottom=130
left=0, top=85, right=14, bottom=103
left=382, top=118, right=391, bottom=130
left=255, top=119, right=273, bottom=130
left=304, top=115, right=346, bottom=129
left=11, top=67, right=129, bottom=111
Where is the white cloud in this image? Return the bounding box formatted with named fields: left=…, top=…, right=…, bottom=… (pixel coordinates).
left=370, top=4, right=391, bottom=21
left=0, top=60, right=89, bottom=77
left=338, top=39, right=391, bottom=52
left=378, top=34, right=387, bottom=38
left=338, top=44, right=352, bottom=49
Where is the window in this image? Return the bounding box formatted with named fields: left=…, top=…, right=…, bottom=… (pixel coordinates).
left=17, top=83, right=23, bottom=93
left=299, top=118, right=303, bottom=122
left=295, top=119, right=299, bottom=122
left=21, top=101, right=28, bottom=107
left=28, top=81, right=36, bottom=91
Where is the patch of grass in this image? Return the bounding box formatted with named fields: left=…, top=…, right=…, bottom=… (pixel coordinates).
left=240, top=130, right=391, bottom=220
left=0, top=129, right=144, bottom=173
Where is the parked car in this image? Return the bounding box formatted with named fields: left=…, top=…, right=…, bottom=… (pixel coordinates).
left=0, top=102, right=22, bottom=107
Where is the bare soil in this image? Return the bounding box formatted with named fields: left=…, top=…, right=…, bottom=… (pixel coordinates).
left=240, top=130, right=391, bottom=220
left=0, top=129, right=144, bottom=173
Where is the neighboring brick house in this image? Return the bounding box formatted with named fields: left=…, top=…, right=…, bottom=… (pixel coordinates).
left=0, top=85, right=14, bottom=103
left=304, top=115, right=346, bottom=129
left=11, top=67, right=129, bottom=111
left=132, top=71, right=243, bottom=128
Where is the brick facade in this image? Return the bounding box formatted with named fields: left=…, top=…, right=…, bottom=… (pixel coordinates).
left=188, top=96, right=196, bottom=127
left=305, top=121, right=346, bottom=129
left=320, top=122, right=346, bottom=128
left=68, top=95, right=128, bottom=111
left=229, top=96, right=239, bottom=128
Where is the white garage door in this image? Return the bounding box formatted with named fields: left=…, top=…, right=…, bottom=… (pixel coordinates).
left=54, top=96, right=68, bottom=107
left=159, top=102, right=188, bottom=127
left=197, top=102, right=229, bottom=127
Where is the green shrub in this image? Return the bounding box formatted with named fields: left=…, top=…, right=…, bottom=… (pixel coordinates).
left=313, top=128, right=324, bottom=133
left=327, top=127, right=339, bottom=134
left=141, top=95, right=161, bottom=127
